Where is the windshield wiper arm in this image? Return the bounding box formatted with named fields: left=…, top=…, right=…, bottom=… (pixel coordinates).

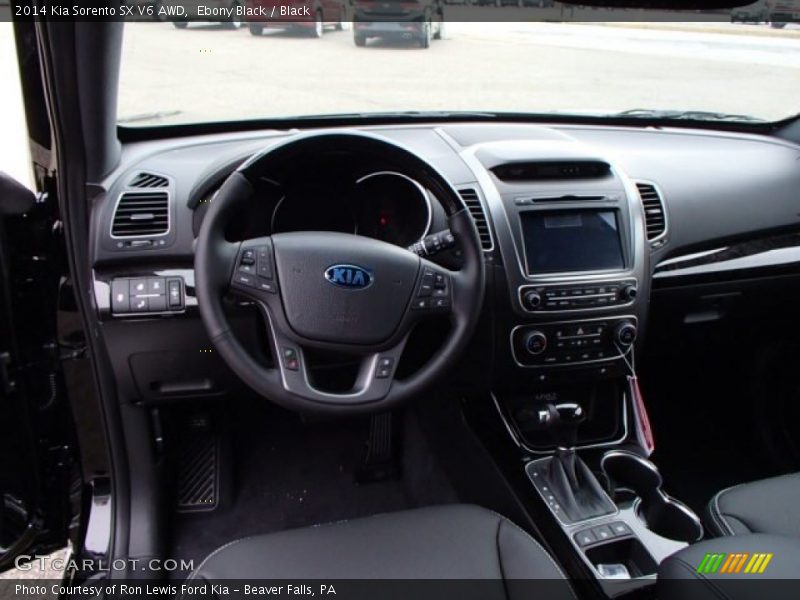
left=613, top=108, right=765, bottom=123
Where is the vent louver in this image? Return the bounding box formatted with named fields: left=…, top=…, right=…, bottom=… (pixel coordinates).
left=129, top=172, right=169, bottom=188
left=458, top=188, right=493, bottom=251
left=111, top=191, right=169, bottom=238
left=636, top=182, right=667, bottom=241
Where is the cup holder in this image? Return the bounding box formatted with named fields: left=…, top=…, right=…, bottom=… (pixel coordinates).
left=601, top=450, right=703, bottom=543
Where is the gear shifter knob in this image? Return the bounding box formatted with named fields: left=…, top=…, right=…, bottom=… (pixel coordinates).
left=542, top=402, right=585, bottom=449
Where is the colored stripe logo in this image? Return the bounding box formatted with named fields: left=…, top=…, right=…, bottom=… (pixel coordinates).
left=696, top=552, right=773, bottom=574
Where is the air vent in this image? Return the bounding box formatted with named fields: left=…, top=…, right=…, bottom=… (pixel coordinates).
left=636, top=182, right=667, bottom=241
left=459, top=188, right=493, bottom=251
left=111, top=192, right=169, bottom=238
left=491, top=161, right=611, bottom=182
left=129, top=172, right=169, bottom=188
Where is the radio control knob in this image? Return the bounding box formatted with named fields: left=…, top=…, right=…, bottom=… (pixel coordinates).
left=524, top=331, right=548, bottom=355
left=621, top=284, right=638, bottom=302
left=522, top=290, right=543, bottom=310
left=614, top=322, right=638, bottom=347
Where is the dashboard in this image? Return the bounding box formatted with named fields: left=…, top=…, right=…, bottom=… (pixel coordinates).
left=89, top=121, right=800, bottom=416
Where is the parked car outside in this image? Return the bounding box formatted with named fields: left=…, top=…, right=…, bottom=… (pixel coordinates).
left=352, top=0, right=444, bottom=48
left=246, top=0, right=348, bottom=37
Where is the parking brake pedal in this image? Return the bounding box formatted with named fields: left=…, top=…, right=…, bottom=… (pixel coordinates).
left=356, top=413, right=401, bottom=483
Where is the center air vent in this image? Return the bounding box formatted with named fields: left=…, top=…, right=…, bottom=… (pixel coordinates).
left=111, top=191, right=169, bottom=238
left=491, top=161, right=611, bottom=182
left=636, top=182, right=667, bottom=242
left=129, top=172, right=169, bottom=189
left=458, top=188, right=493, bottom=251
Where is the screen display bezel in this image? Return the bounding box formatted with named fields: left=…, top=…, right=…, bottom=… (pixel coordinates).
left=519, top=208, right=628, bottom=277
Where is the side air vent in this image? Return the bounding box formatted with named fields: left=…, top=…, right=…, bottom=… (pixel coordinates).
left=491, top=161, right=611, bottom=182
left=129, top=172, right=169, bottom=189
left=459, top=188, right=493, bottom=251
left=111, top=191, right=170, bottom=238
left=636, top=182, right=667, bottom=242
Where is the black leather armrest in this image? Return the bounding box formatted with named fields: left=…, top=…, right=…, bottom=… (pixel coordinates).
left=658, top=534, right=800, bottom=600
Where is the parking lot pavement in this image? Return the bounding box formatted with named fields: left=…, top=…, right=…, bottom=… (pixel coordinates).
left=118, top=20, right=800, bottom=126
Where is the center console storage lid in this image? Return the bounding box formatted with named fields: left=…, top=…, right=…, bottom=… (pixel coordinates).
left=658, top=534, right=800, bottom=599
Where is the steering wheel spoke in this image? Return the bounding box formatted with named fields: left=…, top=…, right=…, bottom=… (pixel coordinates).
left=266, top=315, right=409, bottom=404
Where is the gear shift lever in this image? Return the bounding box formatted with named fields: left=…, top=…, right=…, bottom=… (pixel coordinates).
left=530, top=403, right=615, bottom=524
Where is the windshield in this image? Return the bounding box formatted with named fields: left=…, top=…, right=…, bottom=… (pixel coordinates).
left=118, top=5, right=800, bottom=126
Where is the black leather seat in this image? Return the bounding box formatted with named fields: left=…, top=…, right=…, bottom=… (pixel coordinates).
left=188, top=505, right=575, bottom=598
left=708, top=473, right=800, bottom=537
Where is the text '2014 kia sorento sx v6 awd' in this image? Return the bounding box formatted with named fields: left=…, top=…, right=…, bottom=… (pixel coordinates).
left=3, top=2, right=800, bottom=599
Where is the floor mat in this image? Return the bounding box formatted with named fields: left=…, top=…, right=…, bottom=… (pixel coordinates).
left=169, top=400, right=457, bottom=572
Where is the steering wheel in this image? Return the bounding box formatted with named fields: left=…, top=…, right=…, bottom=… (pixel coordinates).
left=195, top=131, right=485, bottom=414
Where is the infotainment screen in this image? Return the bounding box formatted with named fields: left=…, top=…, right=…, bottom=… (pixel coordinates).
left=520, top=209, right=625, bottom=275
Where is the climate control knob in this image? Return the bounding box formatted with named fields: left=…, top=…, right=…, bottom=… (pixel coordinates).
left=524, top=331, right=548, bottom=355
left=620, top=284, right=639, bottom=302
left=614, top=322, right=638, bottom=347
left=522, top=290, right=543, bottom=310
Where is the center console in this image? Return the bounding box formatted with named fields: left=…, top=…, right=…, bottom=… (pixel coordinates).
left=456, top=139, right=699, bottom=596
left=460, top=139, right=650, bottom=451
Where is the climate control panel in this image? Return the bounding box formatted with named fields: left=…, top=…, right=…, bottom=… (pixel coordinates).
left=511, top=316, right=637, bottom=368
left=520, top=279, right=638, bottom=313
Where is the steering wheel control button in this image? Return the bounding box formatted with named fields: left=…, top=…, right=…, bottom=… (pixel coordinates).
left=282, top=348, right=300, bottom=371
left=256, top=246, right=273, bottom=279
left=110, top=280, right=131, bottom=313
left=241, top=249, right=256, bottom=266
left=432, top=297, right=450, bottom=309
left=412, top=297, right=431, bottom=310
left=234, top=272, right=257, bottom=288
left=418, top=272, right=435, bottom=297
left=375, top=357, right=395, bottom=379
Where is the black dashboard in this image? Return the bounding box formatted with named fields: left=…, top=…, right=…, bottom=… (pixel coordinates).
left=89, top=121, right=800, bottom=414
